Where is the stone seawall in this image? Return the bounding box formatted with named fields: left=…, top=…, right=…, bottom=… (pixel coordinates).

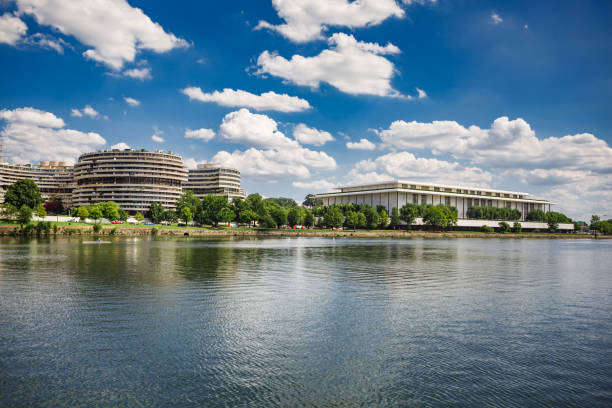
left=0, top=225, right=608, bottom=239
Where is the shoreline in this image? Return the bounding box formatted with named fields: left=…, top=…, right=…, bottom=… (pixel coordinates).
left=0, top=224, right=608, bottom=239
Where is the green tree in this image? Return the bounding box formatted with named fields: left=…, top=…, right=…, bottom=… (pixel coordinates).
left=99, top=201, right=121, bottom=221
left=304, top=209, right=315, bottom=228
left=200, top=195, right=233, bottom=227
left=89, top=206, right=103, bottom=221
left=176, top=190, right=200, bottom=220
left=345, top=210, right=362, bottom=230
left=33, top=203, right=46, bottom=218
left=378, top=209, right=389, bottom=229
left=179, top=207, right=192, bottom=223
left=265, top=197, right=298, bottom=208
left=4, top=179, right=43, bottom=209
left=498, top=221, right=511, bottom=233
left=247, top=193, right=267, bottom=221
left=2, top=203, right=18, bottom=219
left=526, top=209, right=546, bottom=222
left=324, top=206, right=344, bottom=228
left=287, top=207, right=305, bottom=227
left=239, top=209, right=258, bottom=226
left=399, top=204, right=418, bottom=229
left=389, top=207, right=401, bottom=230
left=76, top=206, right=89, bottom=222
left=303, top=194, right=322, bottom=207
left=590, top=215, right=600, bottom=228
left=163, top=210, right=177, bottom=223
left=269, top=205, right=288, bottom=228
left=512, top=222, right=522, bottom=233
left=361, top=205, right=379, bottom=230
left=147, top=202, right=165, bottom=223
left=118, top=208, right=129, bottom=221
left=17, top=205, right=32, bottom=225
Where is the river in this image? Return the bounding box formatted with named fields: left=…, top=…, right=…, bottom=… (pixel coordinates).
left=1, top=237, right=610, bottom=407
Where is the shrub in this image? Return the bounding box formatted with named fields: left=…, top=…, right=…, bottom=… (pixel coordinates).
left=52, top=224, right=58, bottom=234
left=512, top=222, right=522, bottom=233
left=498, top=221, right=511, bottom=233
left=92, top=223, right=102, bottom=233
left=110, top=227, right=117, bottom=235
left=481, top=225, right=494, bottom=233
left=151, top=227, right=159, bottom=235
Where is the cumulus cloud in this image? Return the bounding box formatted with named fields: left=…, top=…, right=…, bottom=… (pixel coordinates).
left=379, top=116, right=612, bottom=173
left=111, top=142, right=130, bottom=150
left=123, top=96, right=140, bottom=106
left=0, top=107, right=105, bottom=164
left=211, top=109, right=336, bottom=181
left=347, top=151, right=493, bottom=186
left=256, top=33, right=404, bottom=97
left=491, top=12, right=503, bottom=24
left=70, top=105, right=100, bottom=118
left=122, top=67, right=152, bottom=80
left=15, top=0, right=188, bottom=70
left=293, top=180, right=339, bottom=190
left=181, top=87, right=311, bottom=113
left=185, top=128, right=215, bottom=141
left=151, top=134, right=164, bottom=143
left=293, top=123, right=334, bottom=146
left=0, top=12, right=27, bottom=45
left=416, top=88, right=427, bottom=99
left=346, top=138, right=376, bottom=150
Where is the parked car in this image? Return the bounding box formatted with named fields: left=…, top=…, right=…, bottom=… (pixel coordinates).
left=144, top=222, right=155, bottom=226
left=111, top=220, right=123, bottom=224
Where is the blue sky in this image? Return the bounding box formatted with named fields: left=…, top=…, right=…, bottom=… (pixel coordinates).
left=0, top=0, right=610, bottom=220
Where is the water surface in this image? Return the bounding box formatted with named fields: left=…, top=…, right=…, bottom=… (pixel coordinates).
left=1, top=237, right=610, bottom=407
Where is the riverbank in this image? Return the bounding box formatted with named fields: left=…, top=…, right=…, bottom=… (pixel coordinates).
left=0, top=223, right=607, bottom=239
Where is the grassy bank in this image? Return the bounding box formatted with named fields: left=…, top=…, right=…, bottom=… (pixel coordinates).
left=0, top=221, right=608, bottom=239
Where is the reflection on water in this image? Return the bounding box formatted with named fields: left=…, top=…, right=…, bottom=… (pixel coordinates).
left=0, top=237, right=611, bottom=407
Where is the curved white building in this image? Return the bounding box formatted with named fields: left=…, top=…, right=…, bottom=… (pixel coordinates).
left=185, top=163, right=246, bottom=200
left=72, top=149, right=188, bottom=213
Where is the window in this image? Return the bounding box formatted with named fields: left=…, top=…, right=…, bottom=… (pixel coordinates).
left=488, top=200, right=493, bottom=206
left=506, top=202, right=511, bottom=209
left=421, top=194, right=428, bottom=204
left=413, top=194, right=418, bottom=204
left=467, top=198, right=472, bottom=208
left=445, top=197, right=450, bottom=206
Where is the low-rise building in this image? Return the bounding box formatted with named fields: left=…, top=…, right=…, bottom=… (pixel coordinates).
left=315, top=180, right=553, bottom=221
left=185, top=163, right=246, bottom=200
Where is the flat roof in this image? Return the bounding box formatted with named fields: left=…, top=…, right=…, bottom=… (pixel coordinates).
left=331, top=180, right=530, bottom=196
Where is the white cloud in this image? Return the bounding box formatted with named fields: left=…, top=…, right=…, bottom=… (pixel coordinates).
left=256, top=32, right=404, bottom=97
left=219, top=108, right=297, bottom=149
left=26, top=32, right=66, bottom=53
left=111, top=142, right=130, bottom=150
left=416, top=88, right=427, bottom=99
left=0, top=12, right=27, bottom=45
left=293, top=180, right=339, bottom=190
left=491, top=12, right=503, bottom=24
left=123, top=96, right=140, bottom=106
left=122, top=67, right=152, bottom=80
left=212, top=109, right=336, bottom=181
left=293, top=123, right=334, bottom=146
left=346, top=138, right=376, bottom=150
left=0, top=107, right=105, bottom=164
left=379, top=116, right=612, bottom=173
left=182, top=157, right=199, bottom=169
left=255, top=0, right=404, bottom=43
left=181, top=87, right=311, bottom=113
left=0, top=106, right=65, bottom=128
left=15, top=0, right=188, bottom=70
left=185, top=128, right=215, bottom=142
left=347, top=152, right=493, bottom=186
left=70, top=105, right=100, bottom=118
left=151, top=134, right=165, bottom=143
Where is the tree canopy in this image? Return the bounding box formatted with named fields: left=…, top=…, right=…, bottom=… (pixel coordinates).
left=4, top=179, right=43, bottom=210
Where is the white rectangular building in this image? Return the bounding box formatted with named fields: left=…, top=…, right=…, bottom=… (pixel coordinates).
left=315, top=180, right=553, bottom=221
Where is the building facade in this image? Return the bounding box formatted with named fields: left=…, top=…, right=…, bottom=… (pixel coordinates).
left=0, top=161, right=75, bottom=207
left=185, top=163, right=246, bottom=200
left=315, top=180, right=553, bottom=221
left=71, top=149, right=188, bottom=213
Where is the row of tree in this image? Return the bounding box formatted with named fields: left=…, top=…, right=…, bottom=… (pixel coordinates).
left=466, top=205, right=522, bottom=221
left=70, top=202, right=128, bottom=222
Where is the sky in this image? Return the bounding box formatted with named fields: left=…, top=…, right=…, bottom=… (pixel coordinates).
left=0, top=0, right=610, bottom=220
